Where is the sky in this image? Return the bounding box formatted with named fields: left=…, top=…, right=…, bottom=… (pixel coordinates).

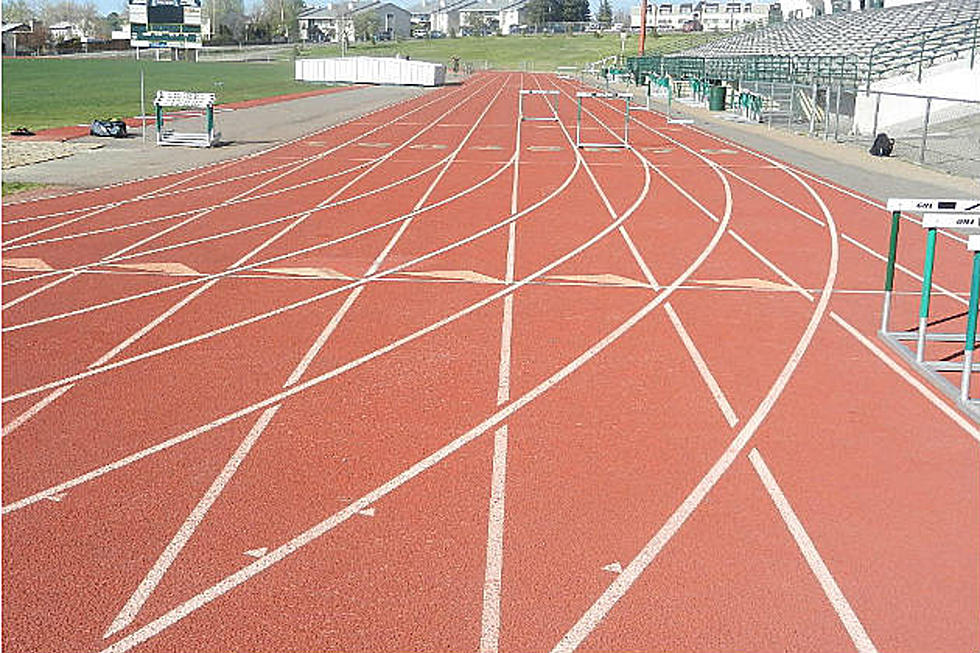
left=88, top=0, right=636, bottom=19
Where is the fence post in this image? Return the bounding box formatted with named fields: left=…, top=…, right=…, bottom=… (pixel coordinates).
left=917, top=32, right=926, bottom=83
left=919, top=96, right=932, bottom=164
left=823, top=84, right=831, bottom=139
left=788, top=81, right=795, bottom=129
left=833, top=83, right=842, bottom=141
left=872, top=92, right=881, bottom=137
left=808, top=81, right=817, bottom=135
left=971, top=19, right=978, bottom=70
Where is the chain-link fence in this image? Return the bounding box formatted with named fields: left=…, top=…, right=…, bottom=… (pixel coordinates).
left=737, top=80, right=980, bottom=178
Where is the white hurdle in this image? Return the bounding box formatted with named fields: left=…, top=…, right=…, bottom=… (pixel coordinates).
left=154, top=90, right=220, bottom=148
left=519, top=89, right=560, bottom=122
left=575, top=91, right=632, bottom=149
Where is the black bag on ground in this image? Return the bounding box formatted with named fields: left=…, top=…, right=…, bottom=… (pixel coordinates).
left=90, top=119, right=128, bottom=138
left=869, top=132, right=894, bottom=157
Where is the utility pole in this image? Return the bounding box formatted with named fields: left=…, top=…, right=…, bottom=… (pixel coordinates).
left=638, top=0, right=647, bottom=55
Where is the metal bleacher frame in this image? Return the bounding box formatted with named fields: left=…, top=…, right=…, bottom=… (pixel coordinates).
left=625, top=2, right=980, bottom=91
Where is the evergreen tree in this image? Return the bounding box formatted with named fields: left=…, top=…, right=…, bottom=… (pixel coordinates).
left=595, top=0, right=612, bottom=26
left=562, top=0, right=590, bottom=22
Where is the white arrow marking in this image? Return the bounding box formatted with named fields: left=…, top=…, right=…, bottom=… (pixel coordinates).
left=243, top=548, right=268, bottom=559
left=356, top=508, right=375, bottom=517
left=45, top=493, right=66, bottom=502
left=602, top=562, right=623, bottom=574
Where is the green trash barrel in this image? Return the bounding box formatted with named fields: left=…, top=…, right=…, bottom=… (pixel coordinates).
left=708, top=85, right=727, bottom=111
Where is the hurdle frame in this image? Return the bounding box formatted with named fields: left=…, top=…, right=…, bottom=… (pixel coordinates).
left=879, top=197, right=980, bottom=418
left=519, top=89, right=560, bottom=122
left=154, top=90, right=219, bottom=148
left=575, top=91, right=632, bottom=149
left=556, top=65, right=579, bottom=81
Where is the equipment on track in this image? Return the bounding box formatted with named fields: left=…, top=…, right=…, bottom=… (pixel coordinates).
left=880, top=197, right=980, bottom=417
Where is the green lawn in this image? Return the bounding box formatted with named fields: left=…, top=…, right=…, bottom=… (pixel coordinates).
left=303, top=32, right=720, bottom=71
left=2, top=34, right=717, bottom=132
left=1, top=58, right=310, bottom=132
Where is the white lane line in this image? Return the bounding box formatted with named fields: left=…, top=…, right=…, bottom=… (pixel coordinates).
left=2, top=81, right=504, bottom=436
left=840, top=233, right=966, bottom=306
left=97, top=156, right=745, bottom=653
left=103, top=404, right=280, bottom=638
left=551, top=81, right=738, bottom=428
left=103, top=80, right=515, bottom=637
left=2, top=132, right=509, bottom=333
left=0, top=140, right=582, bottom=516
left=830, top=312, right=980, bottom=441
left=480, top=84, right=523, bottom=653
left=1, top=147, right=525, bottom=406
left=748, top=448, right=879, bottom=653
left=0, top=82, right=483, bottom=288
left=1, top=85, right=456, bottom=230
left=286, top=75, right=513, bottom=388
left=0, top=385, right=72, bottom=437
left=550, top=159, right=839, bottom=653
left=2, top=158, right=249, bottom=247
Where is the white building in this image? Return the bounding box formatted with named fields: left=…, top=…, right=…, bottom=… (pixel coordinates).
left=630, top=1, right=700, bottom=31
left=408, top=0, right=476, bottom=35
left=458, top=0, right=526, bottom=35
left=299, top=0, right=411, bottom=42
left=48, top=21, right=85, bottom=41
left=700, top=0, right=773, bottom=30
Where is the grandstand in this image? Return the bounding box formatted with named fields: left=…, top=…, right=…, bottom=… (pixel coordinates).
left=628, top=0, right=980, bottom=88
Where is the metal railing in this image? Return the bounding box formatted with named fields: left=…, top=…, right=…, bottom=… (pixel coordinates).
left=627, top=16, right=978, bottom=90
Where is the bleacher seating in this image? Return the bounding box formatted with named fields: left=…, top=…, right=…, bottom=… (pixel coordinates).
left=644, top=0, right=980, bottom=88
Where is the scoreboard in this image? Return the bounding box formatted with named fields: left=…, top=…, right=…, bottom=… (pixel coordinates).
left=129, top=0, right=203, bottom=49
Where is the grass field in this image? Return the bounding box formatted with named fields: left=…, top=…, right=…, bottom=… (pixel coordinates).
left=1, top=33, right=717, bottom=132
left=1, top=59, right=309, bottom=132
left=304, top=32, right=721, bottom=70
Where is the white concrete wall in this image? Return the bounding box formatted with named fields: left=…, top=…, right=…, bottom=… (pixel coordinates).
left=296, top=56, right=447, bottom=86
left=853, top=58, right=980, bottom=135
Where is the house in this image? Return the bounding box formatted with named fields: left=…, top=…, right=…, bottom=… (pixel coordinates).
left=298, top=1, right=411, bottom=42
left=1, top=21, right=34, bottom=54
left=48, top=21, right=84, bottom=42
left=458, top=0, right=526, bottom=35
left=407, top=0, right=476, bottom=36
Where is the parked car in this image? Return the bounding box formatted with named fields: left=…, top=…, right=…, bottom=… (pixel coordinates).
left=430, top=30, right=446, bottom=38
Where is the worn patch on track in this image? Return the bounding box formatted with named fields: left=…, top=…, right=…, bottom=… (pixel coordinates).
left=400, top=269, right=501, bottom=284
left=110, top=262, right=199, bottom=275
left=547, top=273, right=648, bottom=288
left=694, top=277, right=798, bottom=292
left=3, top=257, right=53, bottom=272
left=258, top=266, right=351, bottom=279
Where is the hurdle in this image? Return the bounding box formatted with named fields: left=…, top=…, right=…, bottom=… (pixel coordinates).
left=519, top=89, right=559, bottom=122
left=154, top=90, right=220, bottom=148
left=879, top=197, right=980, bottom=415
left=556, top=65, right=578, bottom=81
left=575, top=91, right=632, bottom=149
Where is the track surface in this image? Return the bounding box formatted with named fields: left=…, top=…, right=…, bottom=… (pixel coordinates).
left=2, top=72, right=978, bottom=653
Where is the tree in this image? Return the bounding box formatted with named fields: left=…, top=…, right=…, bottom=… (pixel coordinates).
left=254, top=0, right=304, bottom=40
left=562, top=0, right=589, bottom=22
left=1, top=0, right=37, bottom=23
left=353, top=10, right=380, bottom=42
left=467, top=11, right=488, bottom=35
left=595, top=0, right=612, bottom=27
left=526, top=0, right=559, bottom=27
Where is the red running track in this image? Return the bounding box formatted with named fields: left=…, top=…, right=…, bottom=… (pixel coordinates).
left=2, top=71, right=977, bottom=653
